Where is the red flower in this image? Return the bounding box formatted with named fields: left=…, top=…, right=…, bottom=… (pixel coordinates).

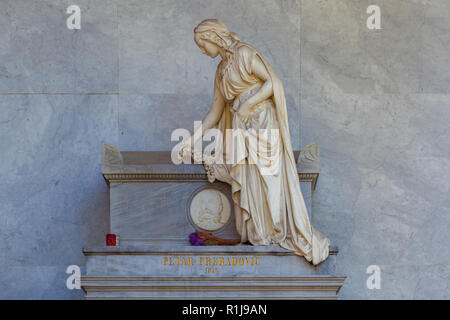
left=106, top=234, right=117, bottom=246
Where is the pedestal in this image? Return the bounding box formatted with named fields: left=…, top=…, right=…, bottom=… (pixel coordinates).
left=80, top=143, right=346, bottom=299
left=82, top=245, right=344, bottom=299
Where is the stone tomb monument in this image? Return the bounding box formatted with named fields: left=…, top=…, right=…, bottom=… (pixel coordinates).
left=81, top=18, right=345, bottom=299
left=80, top=143, right=346, bottom=299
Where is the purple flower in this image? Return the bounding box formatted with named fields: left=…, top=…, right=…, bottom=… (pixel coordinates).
left=188, top=232, right=204, bottom=246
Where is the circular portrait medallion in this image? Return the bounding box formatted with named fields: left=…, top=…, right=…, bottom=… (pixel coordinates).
left=189, top=188, right=231, bottom=231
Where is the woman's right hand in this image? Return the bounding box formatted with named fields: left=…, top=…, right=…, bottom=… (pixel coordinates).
left=178, top=137, right=193, bottom=162
left=237, top=101, right=252, bottom=122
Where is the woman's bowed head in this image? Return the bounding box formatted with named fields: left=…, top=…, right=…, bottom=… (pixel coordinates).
left=179, top=19, right=276, bottom=162
left=193, top=19, right=273, bottom=123
left=194, top=19, right=241, bottom=59
left=178, top=19, right=330, bottom=265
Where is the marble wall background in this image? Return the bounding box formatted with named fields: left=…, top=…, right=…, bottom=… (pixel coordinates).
left=302, top=0, right=450, bottom=299
left=0, top=0, right=448, bottom=299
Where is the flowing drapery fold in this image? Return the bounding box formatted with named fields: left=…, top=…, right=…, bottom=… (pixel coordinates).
left=206, top=42, right=329, bottom=265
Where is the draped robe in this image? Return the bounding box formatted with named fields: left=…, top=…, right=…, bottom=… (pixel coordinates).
left=205, top=41, right=329, bottom=265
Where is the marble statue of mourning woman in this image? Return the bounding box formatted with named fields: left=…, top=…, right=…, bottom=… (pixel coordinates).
left=179, top=19, right=329, bottom=265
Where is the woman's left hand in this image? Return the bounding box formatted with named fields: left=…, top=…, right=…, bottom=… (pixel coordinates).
left=237, top=102, right=252, bottom=122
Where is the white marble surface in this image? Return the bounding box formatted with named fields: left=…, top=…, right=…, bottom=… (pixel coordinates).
left=0, top=0, right=449, bottom=299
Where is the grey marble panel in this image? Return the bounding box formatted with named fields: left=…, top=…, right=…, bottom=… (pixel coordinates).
left=0, top=0, right=117, bottom=93
left=0, top=266, right=85, bottom=299
left=424, top=0, right=450, bottom=18
left=301, top=0, right=427, bottom=94
left=118, top=94, right=210, bottom=151
left=118, top=0, right=300, bottom=148
left=336, top=263, right=450, bottom=300
left=110, top=182, right=240, bottom=242
left=300, top=181, right=312, bottom=220
left=118, top=94, right=300, bottom=151
left=301, top=5, right=449, bottom=291
left=0, top=94, right=118, bottom=298
left=387, top=264, right=450, bottom=300
left=118, top=0, right=300, bottom=95
left=420, top=17, right=450, bottom=93
left=302, top=92, right=450, bottom=299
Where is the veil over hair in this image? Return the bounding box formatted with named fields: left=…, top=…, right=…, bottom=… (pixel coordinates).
left=194, top=19, right=241, bottom=51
